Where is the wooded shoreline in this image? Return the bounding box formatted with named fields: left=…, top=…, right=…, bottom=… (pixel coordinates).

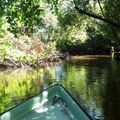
left=0, top=53, right=70, bottom=68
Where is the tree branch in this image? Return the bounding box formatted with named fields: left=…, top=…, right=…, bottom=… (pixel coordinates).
left=97, top=0, right=120, bottom=42
left=74, top=6, right=120, bottom=28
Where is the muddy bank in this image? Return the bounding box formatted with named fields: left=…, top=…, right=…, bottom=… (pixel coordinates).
left=71, top=55, right=110, bottom=60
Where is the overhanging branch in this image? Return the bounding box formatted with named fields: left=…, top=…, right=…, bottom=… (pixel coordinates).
left=97, top=0, right=120, bottom=42
left=75, top=6, right=120, bottom=28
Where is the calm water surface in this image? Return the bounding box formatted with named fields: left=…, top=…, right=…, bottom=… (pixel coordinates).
left=0, top=56, right=120, bottom=120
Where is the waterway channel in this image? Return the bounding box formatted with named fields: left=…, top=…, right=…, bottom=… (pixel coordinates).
left=0, top=55, right=120, bottom=120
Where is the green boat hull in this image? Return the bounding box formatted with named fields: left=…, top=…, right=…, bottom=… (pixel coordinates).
left=0, top=84, right=92, bottom=120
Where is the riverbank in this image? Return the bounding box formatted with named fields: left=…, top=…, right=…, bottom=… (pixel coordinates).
left=70, top=55, right=111, bottom=61
left=0, top=54, right=111, bottom=68
left=71, top=55, right=111, bottom=60
left=0, top=53, right=70, bottom=68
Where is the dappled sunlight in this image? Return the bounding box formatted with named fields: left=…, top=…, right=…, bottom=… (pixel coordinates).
left=20, top=102, right=71, bottom=120
left=12, top=86, right=80, bottom=120
left=42, top=91, right=48, bottom=102
left=32, top=91, right=49, bottom=111
left=0, top=112, right=11, bottom=120
left=35, top=107, right=48, bottom=113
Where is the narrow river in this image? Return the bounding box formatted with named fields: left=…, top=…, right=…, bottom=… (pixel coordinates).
left=0, top=56, right=120, bottom=120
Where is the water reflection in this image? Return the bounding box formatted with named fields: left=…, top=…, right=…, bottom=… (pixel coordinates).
left=103, top=60, right=120, bottom=120
left=0, top=68, right=44, bottom=113
left=61, top=59, right=120, bottom=120
left=0, top=58, right=120, bottom=120
left=0, top=62, right=66, bottom=114
left=54, top=63, right=66, bottom=83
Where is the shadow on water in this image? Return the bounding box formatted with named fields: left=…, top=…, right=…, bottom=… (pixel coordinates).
left=103, top=59, right=120, bottom=120
left=0, top=56, right=120, bottom=120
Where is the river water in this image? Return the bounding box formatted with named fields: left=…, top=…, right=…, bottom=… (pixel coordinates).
left=0, top=56, right=120, bottom=120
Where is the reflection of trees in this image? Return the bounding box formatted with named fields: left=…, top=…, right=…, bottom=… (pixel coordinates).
left=0, top=62, right=65, bottom=113
left=0, top=68, right=43, bottom=113
left=84, top=60, right=107, bottom=118
left=62, top=60, right=110, bottom=119
left=1, top=58, right=119, bottom=120
left=42, top=64, right=55, bottom=88
left=54, top=63, right=66, bottom=83
left=103, top=60, right=120, bottom=120
left=63, top=60, right=120, bottom=120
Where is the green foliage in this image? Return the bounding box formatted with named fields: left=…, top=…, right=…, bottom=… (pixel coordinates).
left=3, top=0, right=44, bottom=36
left=103, top=0, right=120, bottom=48
left=103, top=0, right=120, bottom=25
left=0, top=18, right=7, bottom=37
left=0, top=0, right=59, bottom=36
left=0, top=38, right=13, bottom=60
left=0, top=35, right=57, bottom=64
left=0, top=0, right=120, bottom=57
left=55, top=0, right=120, bottom=55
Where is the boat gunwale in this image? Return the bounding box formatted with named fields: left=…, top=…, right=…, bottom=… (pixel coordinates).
left=0, top=84, right=94, bottom=120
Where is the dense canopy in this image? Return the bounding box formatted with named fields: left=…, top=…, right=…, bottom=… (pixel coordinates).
left=0, top=0, right=120, bottom=64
